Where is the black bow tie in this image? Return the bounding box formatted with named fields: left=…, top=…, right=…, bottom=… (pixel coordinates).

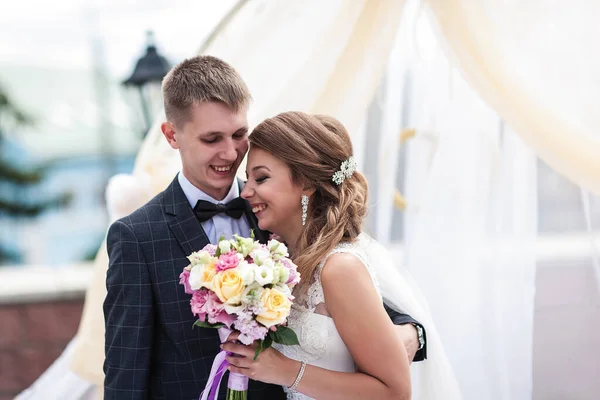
left=193, top=197, right=247, bottom=222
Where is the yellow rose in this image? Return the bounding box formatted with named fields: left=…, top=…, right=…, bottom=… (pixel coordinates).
left=256, top=288, right=292, bottom=328
left=189, top=261, right=217, bottom=291
left=212, top=269, right=244, bottom=304
left=200, top=262, right=217, bottom=290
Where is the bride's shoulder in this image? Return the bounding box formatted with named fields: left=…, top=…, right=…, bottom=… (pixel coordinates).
left=320, top=251, right=372, bottom=290
left=319, top=249, right=382, bottom=317
left=319, top=235, right=380, bottom=297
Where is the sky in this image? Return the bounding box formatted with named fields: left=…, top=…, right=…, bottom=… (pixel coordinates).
left=0, top=0, right=237, bottom=159
left=0, top=0, right=236, bottom=76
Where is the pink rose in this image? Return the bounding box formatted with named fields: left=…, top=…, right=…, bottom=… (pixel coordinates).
left=190, top=290, right=209, bottom=321
left=215, top=252, right=240, bottom=272
left=204, top=291, right=235, bottom=328
left=208, top=309, right=236, bottom=328
left=179, top=269, right=193, bottom=295
left=205, top=291, right=225, bottom=316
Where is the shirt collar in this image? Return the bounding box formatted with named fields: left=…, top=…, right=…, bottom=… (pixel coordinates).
left=177, top=171, right=240, bottom=208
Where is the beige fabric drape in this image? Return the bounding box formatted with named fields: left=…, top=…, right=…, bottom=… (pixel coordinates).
left=70, top=0, right=407, bottom=385
left=424, top=0, right=600, bottom=195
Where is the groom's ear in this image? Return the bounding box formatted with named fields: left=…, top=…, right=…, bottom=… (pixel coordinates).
left=161, top=122, right=179, bottom=150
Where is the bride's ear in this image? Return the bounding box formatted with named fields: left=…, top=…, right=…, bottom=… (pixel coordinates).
left=302, top=187, right=316, bottom=198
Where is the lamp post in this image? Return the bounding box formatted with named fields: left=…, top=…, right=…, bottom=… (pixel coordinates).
left=123, top=31, right=170, bottom=137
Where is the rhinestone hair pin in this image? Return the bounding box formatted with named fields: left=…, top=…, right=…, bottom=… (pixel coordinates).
left=332, top=156, right=357, bottom=185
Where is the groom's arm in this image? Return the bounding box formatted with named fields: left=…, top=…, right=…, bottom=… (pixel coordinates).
left=384, top=303, right=427, bottom=362
left=103, top=220, right=154, bottom=400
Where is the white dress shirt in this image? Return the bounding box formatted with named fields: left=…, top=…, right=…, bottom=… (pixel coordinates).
left=177, top=172, right=251, bottom=244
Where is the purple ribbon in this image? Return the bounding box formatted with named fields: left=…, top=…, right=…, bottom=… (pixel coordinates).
left=199, top=328, right=249, bottom=400
left=199, top=351, right=228, bottom=400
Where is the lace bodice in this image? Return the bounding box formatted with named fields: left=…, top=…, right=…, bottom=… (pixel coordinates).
left=274, top=235, right=381, bottom=400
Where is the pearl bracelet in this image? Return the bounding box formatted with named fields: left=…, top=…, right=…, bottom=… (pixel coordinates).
left=288, top=361, right=307, bottom=391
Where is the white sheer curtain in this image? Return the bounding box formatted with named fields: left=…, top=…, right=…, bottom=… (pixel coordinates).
left=424, top=0, right=600, bottom=195
left=396, top=5, right=538, bottom=399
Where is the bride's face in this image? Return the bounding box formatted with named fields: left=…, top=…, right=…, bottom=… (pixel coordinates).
left=241, top=147, right=304, bottom=236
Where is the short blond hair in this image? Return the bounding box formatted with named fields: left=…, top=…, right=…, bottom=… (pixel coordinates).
left=161, top=55, right=251, bottom=127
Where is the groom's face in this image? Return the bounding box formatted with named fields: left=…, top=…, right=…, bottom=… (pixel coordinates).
left=162, top=101, right=249, bottom=200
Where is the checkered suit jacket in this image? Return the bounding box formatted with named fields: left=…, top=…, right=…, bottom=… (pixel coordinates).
left=103, top=176, right=284, bottom=400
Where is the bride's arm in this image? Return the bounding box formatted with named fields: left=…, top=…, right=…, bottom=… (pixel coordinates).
left=224, top=252, right=411, bottom=400
left=301, top=252, right=411, bottom=399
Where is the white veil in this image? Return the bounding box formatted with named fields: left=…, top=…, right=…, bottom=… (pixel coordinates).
left=359, top=234, right=463, bottom=400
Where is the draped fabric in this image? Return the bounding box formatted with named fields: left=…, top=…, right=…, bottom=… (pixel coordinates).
left=53, top=1, right=597, bottom=399
left=70, top=0, right=408, bottom=385
left=424, top=0, right=600, bottom=195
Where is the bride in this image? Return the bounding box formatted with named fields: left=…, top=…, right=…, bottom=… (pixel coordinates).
left=222, top=111, right=462, bottom=399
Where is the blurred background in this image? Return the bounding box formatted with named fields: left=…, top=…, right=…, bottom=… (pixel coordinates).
left=0, top=0, right=598, bottom=399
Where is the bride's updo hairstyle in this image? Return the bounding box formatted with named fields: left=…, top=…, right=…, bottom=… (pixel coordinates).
left=248, top=111, right=368, bottom=297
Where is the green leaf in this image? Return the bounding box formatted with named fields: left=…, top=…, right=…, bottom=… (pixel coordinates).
left=193, top=320, right=225, bottom=329
left=250, top=229, right=255, bottom=240
left=253, top=336, right=273, bottom=360
left=271, top=326, right=299, bottom=346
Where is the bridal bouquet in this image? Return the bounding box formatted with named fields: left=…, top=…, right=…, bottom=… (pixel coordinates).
left=179, top=234, right=301, bottom=400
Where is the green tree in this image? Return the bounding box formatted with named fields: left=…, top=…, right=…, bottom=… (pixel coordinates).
left=0, top=83, right=71, bottom=263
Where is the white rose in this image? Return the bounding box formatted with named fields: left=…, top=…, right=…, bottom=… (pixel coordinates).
left=236, top=260, right=256, bottom=285
left=251, top=248, right=271, bottom=265
left=188, top=263, right=216, bottom=290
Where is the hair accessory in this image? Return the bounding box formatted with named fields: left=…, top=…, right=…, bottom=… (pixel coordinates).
left=332, top=156, right=357, bottom=185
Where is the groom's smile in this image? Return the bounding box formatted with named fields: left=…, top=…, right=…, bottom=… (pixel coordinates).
left=211, top=164, right=233, bottom=173
left=210, top=163, right=235, bottom=178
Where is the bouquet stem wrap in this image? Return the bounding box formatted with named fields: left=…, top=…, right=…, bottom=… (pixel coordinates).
left=200, top=328, right=248, bottom=400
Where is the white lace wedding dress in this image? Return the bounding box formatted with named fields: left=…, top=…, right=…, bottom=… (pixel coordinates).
left=274, top=233, right=463, bottom=400
left=274, top=236, right=380, bottom=400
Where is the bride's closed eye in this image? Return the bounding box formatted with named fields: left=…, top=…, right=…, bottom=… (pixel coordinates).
left=255, top=176, right=268, bottom=183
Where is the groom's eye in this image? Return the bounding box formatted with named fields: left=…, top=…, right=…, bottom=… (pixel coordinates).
left=201, top=137, right=218, bottom=144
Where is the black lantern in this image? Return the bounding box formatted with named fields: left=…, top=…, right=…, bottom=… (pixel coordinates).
left=123, top=31, right=170, bottom=137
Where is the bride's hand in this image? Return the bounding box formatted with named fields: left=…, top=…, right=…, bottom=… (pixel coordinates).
left=221, top=332, right=301, bottom=386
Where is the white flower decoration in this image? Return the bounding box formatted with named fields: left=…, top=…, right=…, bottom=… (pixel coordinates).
left=332, top=156, right=357, bottom=185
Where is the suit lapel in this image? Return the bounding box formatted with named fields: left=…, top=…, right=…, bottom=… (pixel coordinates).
left=238, top=178, right=269, bottom=244
left=164, top=176, right=211, bottom=254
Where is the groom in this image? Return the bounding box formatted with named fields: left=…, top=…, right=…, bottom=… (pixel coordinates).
left=103, top=55, right=426, bottom=400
